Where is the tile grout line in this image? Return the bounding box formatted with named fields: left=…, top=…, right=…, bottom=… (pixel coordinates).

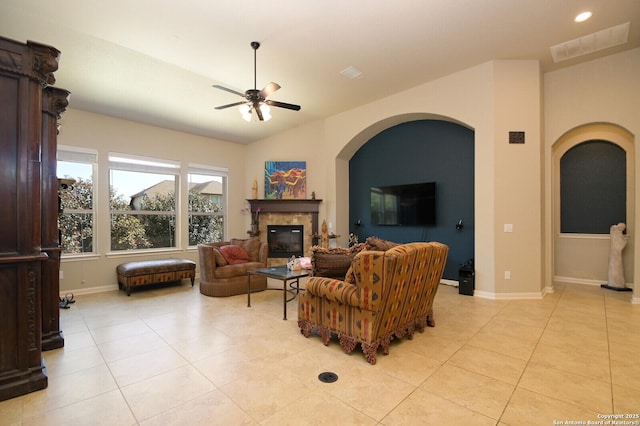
left=415, top=297, right=518, bottom=424
left=495, top=284, right=565, bottom=424
left=603, top=291, right=615, bottom=413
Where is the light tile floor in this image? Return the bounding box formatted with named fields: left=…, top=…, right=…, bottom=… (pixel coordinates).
left=1, top=281, right=639, bottom=425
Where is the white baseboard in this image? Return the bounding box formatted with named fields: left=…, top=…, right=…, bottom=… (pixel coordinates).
left=554, top=275, right=634, bottom=289
left=60, top=284, right=119, bottom=297
left=60, top=274, right=202, bottom=298
left=554, top=276, right=638, bottom=303
left=441, top=279, right=458, bottom=287
left=474, top=290, right=544, bottom=300
left=444, top=279, right=549, bottom=300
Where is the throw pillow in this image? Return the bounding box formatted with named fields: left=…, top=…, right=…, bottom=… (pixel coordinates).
left=219, top=245, right=250, bottom=265
left=309, top=244, right=367, bottom=280
left=212, top=247, right=228, bottom=266
left=365, top=236, right=399, bottom=251
left=312, top=251, right=354, bottom=279
left=230, top=237, right=261, bottom=261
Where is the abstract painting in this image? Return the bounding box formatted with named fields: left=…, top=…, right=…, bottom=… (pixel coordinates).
left=264, top=161, right=306, bottom=199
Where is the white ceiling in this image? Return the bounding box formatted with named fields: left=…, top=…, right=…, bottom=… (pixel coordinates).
left=1, top=1, right=639, bottom=144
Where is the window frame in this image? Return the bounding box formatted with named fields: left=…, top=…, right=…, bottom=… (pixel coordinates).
left=108, top=152, right=181, bottom=253
left=187, top=163, right=228, bottom=247
left=57, top=145, right=98, bottom=257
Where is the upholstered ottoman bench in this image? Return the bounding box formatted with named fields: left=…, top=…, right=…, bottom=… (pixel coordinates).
left=116, top=259, right=196, bottom=296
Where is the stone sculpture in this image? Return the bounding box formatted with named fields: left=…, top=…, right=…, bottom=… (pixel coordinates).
left=605, top=222, right=629, bottom=290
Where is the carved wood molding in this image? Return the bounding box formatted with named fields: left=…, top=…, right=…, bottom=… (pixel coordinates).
left=0, top=38, right=60, bottom=85
left=29, top=40, right=60, bottom=86
left=42, top=87, right=70, bottom=118
left=27, top=266, right=38, bottom=350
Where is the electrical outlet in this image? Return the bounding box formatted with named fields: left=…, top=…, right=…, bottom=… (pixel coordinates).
left=504, top=271, right=511, bottom=279
left=59, top=270, right=64, bottom=279
left=504, top=224, right=513, bottom=233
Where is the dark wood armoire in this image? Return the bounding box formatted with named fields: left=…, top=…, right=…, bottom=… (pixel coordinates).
left=41, top=86, right=70, bottom=351
left=0, top=36, right=69, bottom=401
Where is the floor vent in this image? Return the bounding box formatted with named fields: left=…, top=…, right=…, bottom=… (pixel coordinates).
left=318, top=372, right=339, bottom=383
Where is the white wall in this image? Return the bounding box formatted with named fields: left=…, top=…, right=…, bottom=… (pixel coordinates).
left=252, top=60, right=546, bottom=298
left=544, top=48, right=640, bottom=302
left=57, top=49, right=639, bottom=301
left=252, top=51, right=639, bottom=300
left=57, top=109, right=248, bottom=293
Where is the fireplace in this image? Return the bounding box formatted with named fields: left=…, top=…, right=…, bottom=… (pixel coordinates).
left=268, top=225, right=304, bottom=258
left=247, top=199, right=322, bottom=265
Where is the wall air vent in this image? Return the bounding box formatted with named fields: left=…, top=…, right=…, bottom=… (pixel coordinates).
left=550, top=22, right=630, bottom=63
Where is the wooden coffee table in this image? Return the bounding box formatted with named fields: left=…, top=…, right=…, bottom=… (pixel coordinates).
left=247, top=265, right=309, bottom=320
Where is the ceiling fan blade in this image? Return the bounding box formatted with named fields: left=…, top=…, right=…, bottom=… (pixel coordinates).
left=215, top=101, right=248, bottom=110
left=212, top=84, right=246, bottom=98
left=213, top=43, right=300, bottom=121
left=265, top=99, right=301, bottom=111
left=259, top=82, right=281, bottom=98
left=255, top=104, right=265, bottom=121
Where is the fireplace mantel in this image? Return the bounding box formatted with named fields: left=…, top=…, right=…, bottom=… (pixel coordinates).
left=247, top=199, right=322, bottom=213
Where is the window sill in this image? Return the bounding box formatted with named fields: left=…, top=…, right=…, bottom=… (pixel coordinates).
left=105, top=248, right=184, bottom=259
left=61, top=253, right=101, bottom=262
left=557, top=233, right=609, bottom=240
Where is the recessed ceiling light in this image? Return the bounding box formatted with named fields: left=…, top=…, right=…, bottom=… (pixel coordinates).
left=575, top=11, right=592, bottom=22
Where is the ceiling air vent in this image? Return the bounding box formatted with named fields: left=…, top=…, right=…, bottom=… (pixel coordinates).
left=340, top=66, right=363, bottom=79
left=550, top=22, right=630, bottom=63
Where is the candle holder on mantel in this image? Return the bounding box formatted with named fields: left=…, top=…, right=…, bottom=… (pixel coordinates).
left=247, top=223, right=260, bottom=237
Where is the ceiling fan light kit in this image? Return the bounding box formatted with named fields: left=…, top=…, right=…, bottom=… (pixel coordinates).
left=213, top=41, right=301, bottom=122
left=240, top=103, right=271, bottom=122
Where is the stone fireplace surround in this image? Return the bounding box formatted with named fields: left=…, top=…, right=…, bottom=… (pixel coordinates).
left=247, top=199, right=322, bottom=266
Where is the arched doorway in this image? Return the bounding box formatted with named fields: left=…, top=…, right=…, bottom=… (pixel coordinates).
left=336, top=113, right=476, bottom=282
left=347, top=119, right=474, bottom=280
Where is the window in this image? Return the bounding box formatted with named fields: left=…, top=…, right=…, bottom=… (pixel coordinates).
left=57, top=146, right=97, bottom=255
left=188, top=165, right=226, bottom=245
left=560, top=140, right=626, bottom=233
left=109, top=153, right=179, bottom=251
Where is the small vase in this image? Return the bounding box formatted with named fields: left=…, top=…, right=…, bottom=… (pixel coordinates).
left=251, top=223, right=258, bottom=232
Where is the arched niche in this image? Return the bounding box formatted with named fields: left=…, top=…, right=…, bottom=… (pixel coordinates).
left=552, top=123, right=635, bottom=289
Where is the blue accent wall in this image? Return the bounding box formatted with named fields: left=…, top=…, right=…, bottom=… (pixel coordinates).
left=349, top=120, right=474, bottom=280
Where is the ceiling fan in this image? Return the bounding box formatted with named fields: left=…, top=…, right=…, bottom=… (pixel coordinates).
left=213, top=41, right=301, bottom=122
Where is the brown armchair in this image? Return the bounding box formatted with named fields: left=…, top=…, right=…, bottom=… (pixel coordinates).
left=198, top=237, right=268, bottom=297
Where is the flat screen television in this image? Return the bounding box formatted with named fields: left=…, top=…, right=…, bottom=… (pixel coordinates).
left=370, top=182, right=436, bottom=226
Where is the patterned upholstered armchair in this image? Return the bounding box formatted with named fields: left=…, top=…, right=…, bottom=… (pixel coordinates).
left=298, top=242, right=448, bottom=364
